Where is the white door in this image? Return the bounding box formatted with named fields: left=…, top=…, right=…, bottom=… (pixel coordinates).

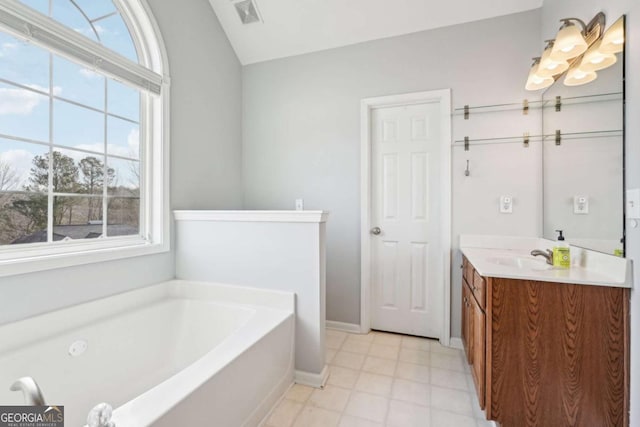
left=370, top=102, right=443, bottom=338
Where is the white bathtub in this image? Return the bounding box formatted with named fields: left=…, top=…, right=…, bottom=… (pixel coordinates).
left=0, top=280, right=295, bottom=427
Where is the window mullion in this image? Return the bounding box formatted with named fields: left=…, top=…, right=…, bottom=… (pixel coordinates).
left=103, top=79, right=108, bottom=238
left=46, top=51, right=53, bottom=243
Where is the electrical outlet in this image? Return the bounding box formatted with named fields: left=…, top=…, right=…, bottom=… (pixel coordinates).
left=295, top=199, right=304, bottom=211
left=574, top=195, right=589, bottom=214
left=500, top=196, right=513, bottom=213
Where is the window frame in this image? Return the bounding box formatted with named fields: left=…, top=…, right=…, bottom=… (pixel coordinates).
left=0, top=0, right=170, bottom=277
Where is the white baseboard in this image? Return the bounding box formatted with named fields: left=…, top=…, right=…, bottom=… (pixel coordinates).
left=325, top=320, right=361, bottom=333
left=449, top=337, right=463, bottom=350
left=295, top=365, right=329, bottom=388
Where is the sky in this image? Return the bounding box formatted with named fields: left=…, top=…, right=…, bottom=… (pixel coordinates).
left=0, top=0, right=141, bottom=192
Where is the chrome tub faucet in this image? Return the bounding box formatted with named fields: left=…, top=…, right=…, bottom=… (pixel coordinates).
left=10, top=376, right=46, bottom=406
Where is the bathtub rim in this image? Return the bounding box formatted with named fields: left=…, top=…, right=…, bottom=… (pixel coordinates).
left=0, top=279, right=295, bottom=354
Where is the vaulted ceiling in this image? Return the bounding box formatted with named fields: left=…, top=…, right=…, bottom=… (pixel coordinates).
left=208, top=0, right=543, bottom=65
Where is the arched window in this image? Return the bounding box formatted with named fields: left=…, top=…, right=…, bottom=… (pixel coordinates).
left=0, top=0, right=169, bottom=274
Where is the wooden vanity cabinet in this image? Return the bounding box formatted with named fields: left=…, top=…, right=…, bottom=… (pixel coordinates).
left=461, top=255, right=630, bottom=427
left=461, top=257, right=485, bottom=408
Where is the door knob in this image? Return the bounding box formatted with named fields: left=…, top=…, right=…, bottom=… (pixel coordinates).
left=370, top=227, right=382, bottom=235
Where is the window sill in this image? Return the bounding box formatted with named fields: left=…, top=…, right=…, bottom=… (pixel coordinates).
left=0, top=239, right=170, bottom=278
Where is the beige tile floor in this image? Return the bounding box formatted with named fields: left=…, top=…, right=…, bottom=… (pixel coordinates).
left=264, top=329, right=495, bottom=427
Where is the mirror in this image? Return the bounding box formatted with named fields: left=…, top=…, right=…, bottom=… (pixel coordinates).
left=542, top=15, right=625, bottom=256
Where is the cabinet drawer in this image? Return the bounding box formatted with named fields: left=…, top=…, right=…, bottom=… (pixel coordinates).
left=472, top=270, right=486, bottom=310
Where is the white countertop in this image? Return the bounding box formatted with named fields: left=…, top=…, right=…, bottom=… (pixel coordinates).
left=460, top=235, right=631, bottom=288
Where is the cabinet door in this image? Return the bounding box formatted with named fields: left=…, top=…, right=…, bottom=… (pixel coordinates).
left=461, top=281, right=473, bottom=364
left=471, top=296, right=486, bottom=408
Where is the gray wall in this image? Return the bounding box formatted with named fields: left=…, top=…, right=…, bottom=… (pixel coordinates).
left=151, top=0, right=243, bottom=209
left=0, top=0, right=243, bottom=325
left=541, top=1, right=640, bottom=424
left=242, top=10, right=543, bottom=332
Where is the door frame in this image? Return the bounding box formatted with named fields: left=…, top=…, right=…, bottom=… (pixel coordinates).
left=360, top=89, right=452, bottom=345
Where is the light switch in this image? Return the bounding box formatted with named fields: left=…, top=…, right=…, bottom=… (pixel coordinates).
left=295, top=198, right=304, bottom=211
left=627, top=189, right=640, bottom=219
left=500, top=195, right=513, bottom=213
left=574, top=195, right=589, bottom=214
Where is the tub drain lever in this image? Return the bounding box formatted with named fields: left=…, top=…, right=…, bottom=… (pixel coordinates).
left=87, top=403, right=115, bottom=427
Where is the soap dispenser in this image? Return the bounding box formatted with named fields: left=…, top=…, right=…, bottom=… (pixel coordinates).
left=553, top=230, right=570, bottom=268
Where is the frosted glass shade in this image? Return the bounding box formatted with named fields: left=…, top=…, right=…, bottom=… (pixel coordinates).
left=526, top=63, right=554, bottom=91
left=600, top=17, right=625, bottom=54
left=537, top=44, right=570, bottom=77
left=550, top=23, right=588, bottom=61
left=579, top=40, right=617, bottom=72
left=564, top=67, right=597, bottom=86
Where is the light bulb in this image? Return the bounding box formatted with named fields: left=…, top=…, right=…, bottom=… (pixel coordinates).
left=537, top=42, right=569, bottom=77
left=564, top=66, right=597, bottom=86
left=550, top=22, right=588, bottom=61
left=526, top=61, right=554, bottom=91
left=579, top=39, right=617, bottom=72
left=600, top=16, right=625, bottom=54
left=574, top=70, right=587, bottom=79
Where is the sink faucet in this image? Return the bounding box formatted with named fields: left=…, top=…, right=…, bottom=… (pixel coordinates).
left=531, top=249, right=553, bottom=265
left=10, top=377, right=46, bottom=406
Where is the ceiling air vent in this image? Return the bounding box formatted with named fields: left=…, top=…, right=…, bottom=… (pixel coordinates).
left=234, top=0, right=261, bottom=25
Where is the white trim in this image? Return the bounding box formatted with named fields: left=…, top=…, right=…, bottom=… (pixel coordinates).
left=294, top=365, right=329, bottom=389
left=449, top=337, right=463, bottom=350
left=174, top=210, right=329, bottom=223
left=326, top=320, right=361, bottom=334
left=359, top=89, right=453, bottom=344
left=0, top=242, right=167, bottom=277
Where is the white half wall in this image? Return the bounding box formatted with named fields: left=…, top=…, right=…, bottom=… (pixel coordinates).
left=174, top=211, right=328, bottom=378
left=241, top=10, right=543, bottom=336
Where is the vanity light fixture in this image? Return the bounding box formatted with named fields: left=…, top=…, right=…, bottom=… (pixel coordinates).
left=600, top=16, right=625, bottom=53
left=526, top=12, right=624, bottom=90
left=525, top=58, right=554, bottom=91
left=564, top=66, right=597, bottom=86
left=537, top=41, right=570, bottom=77
left=579, top=39, right=617, bottom=72
left=550, top=19, right=589, bottom=61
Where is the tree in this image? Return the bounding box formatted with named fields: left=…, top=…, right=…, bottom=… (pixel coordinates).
left=21, top=151, right=80, bottom=225
left=79, top=156, right=114, bottom=221
left=0, top=159, right=19, bottom=205
left=0, top=160, right=23, bottom=243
